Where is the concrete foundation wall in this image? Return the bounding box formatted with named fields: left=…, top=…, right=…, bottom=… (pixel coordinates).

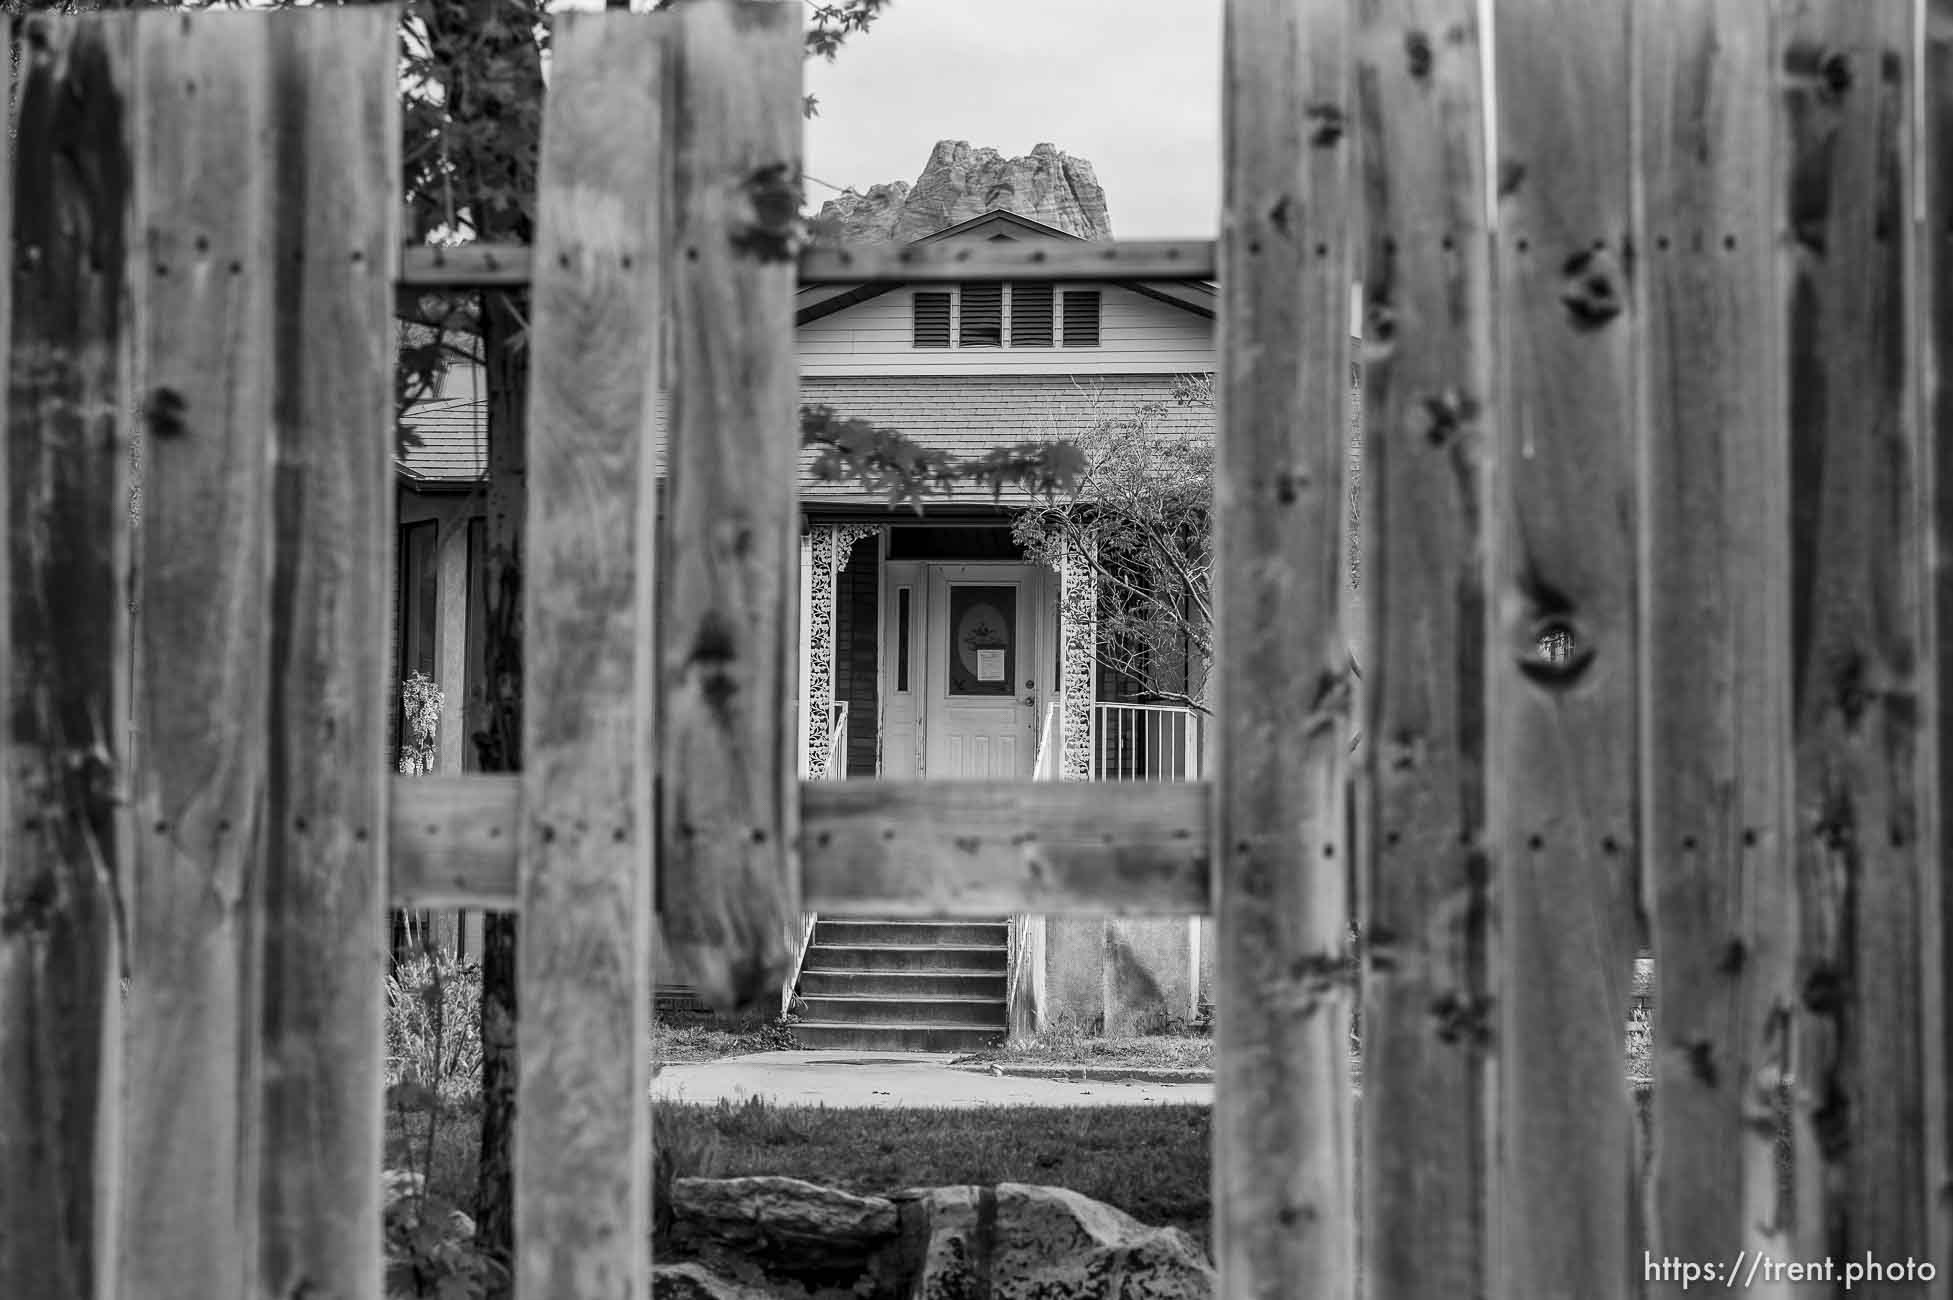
left=1031, top=916, right=1201, bottom=1035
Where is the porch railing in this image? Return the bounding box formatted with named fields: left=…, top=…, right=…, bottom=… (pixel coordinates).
left=785, top=705, right=849, bottom=1015
left=1006, top=701, right=1064, bottom=1039
left=822, top=700, right=849, bottom=780
left=1091, top=701, right=1204, bottom=781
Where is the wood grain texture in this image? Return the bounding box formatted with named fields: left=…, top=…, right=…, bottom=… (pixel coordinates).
left=1927, top=1, right=1953, bottom=1281
left=1351, top=2, right=1493, bottom=1295
left=1487, top=2, right=1641, bottom=1295
left=0, top=16, right=135, bottom=1298
left=1214, top=0, right=1358, bottom=1293
left=1635, top=4, right=1799, bottom=1290
left=801, top=781, right=1208, bottom=914
left=390, top=773, right=522, bottom=909
left=659, top=0, right=803, bottom=1012
left=386, top=776, right=1210, bottom=916
left=397, top=238, right=1222, bottom=289
left=122, top=16, right=274, bottom=1296
left=1779, top=0, right=1938, bottom=1281
left=515, top=14, right=662, bottom=1298
left=256, top=13, right=397, bottom=1299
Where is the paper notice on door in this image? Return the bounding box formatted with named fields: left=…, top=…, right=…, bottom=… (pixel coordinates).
left=976, top=649, right=1006, bottom=682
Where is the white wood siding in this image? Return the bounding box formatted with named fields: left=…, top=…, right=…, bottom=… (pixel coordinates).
left=798, top=283, right=1214, bottom=376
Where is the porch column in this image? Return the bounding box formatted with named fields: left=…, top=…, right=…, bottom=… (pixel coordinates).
left=1058, top=538, right=1096, bottom=780
left=804, top=523, right=878, bottom=780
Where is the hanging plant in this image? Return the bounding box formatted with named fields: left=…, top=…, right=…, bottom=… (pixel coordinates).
left=399, top=671, right=444, bottom=776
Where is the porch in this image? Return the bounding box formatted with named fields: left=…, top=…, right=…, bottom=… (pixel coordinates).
left=790, top=519, right=1210, bottom=1048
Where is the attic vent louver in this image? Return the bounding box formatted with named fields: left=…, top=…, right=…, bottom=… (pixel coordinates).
left=1062, top=290, right=1102, bottom=347
left=959, top=282, right=1003, bottom=347
left=1011, top=283, right=1054, bottom=346
left=913, top=291, right=951, bottom=348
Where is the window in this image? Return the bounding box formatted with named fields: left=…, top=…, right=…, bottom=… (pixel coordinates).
left=1010, top=282, right=1054, bottom=346
left=947, top=585, right=1016, bottom=696
left=1063, top=290, right=1102, bottom=347
left=896, top=587, right=912, bottom=692
left=396, top=519, right=439, bottom=757
left=913, top=291, right=951, bottom=347
left=959, top=281, right=1002, bottom=347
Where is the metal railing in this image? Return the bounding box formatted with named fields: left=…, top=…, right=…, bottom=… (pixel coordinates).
left=821, top=700, right=849, bottom=780
left=1090, top=701, right=1204, bottom=781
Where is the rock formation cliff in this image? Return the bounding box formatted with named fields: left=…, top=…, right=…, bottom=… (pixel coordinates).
left=812, top=141, right=1112, bottom=244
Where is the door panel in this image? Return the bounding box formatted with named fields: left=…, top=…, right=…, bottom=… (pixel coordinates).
left=924, top=565, right=1042, bottom=778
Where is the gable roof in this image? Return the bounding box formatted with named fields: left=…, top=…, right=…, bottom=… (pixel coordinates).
left=795, top=207, right=1215, bottom=327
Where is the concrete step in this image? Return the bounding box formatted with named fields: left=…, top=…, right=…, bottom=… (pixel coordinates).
left=814, top=919, right=1009, bottom=949
left=797, top=993, right=1007, bottom=1028
left=802, top=943, right=1007, bottom=973
left=797, top=968, right=1007, bottom=1000
left=791, top=1021, right=1006, bottom=1053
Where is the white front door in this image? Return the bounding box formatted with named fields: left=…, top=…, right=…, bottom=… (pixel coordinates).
left=923, top=564, right=1043, bottom=779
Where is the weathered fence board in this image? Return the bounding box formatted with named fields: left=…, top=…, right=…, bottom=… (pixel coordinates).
left=386, top=775, right=1211, bottom=914
left=1635, top=2, right=1798, bottom=1288
left=1927, top=0, right=1953, bottom=1279
left=1214, top=0, right=1357, bottom=1293
left=1352, top=1, right=1493, bottom=1295
left=1488, top=0, right=1642, bottom=1294
left=123, top=18, right=276, bottom=1295
left=798, top=781, right=1209, bottom=914
left=0, top=17, right=135, bottom=1298
left=514, top=13, right=664, bottom=1297
left=1779, top=0, right=1940, bottom=1278
left=255, top=13, right=397, bottom=1299
left=399, top=239, right=1221, bottom=289
left=658, top=0, right=804, bottom=1011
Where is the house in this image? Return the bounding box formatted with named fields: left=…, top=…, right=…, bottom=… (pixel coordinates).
left=394, top=209, right=1222, bottom=1046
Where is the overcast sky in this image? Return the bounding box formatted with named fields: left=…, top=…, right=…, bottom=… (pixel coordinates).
left=801, top=0, right=1223, bottom=239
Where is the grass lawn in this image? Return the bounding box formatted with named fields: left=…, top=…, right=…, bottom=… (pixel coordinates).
left=386, top=1096, right=1214, bottom=1254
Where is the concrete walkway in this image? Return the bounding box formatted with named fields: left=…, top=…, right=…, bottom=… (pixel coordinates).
left=654, top=1050, right=1213, bottom=1109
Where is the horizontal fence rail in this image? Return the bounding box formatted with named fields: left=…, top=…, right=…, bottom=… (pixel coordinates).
left=389, top=775, right=1211, bottom=915
left=398, top=237, right=1220, bottom=289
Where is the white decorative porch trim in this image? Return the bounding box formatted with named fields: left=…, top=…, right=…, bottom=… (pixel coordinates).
left=805, top=523, right=880, bottom=779
left=1058, top=539, right=1096, bottom=780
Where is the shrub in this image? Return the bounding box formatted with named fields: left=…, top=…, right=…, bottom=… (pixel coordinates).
left=386, top=952, right=484, bottom=1102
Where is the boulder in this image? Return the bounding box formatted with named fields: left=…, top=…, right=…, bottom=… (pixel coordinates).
left=668, top=1175, right=903, bottom=1292
left=898, top=1183, right=1213, bottom=1300
left=652, top=1261, right=774, bottom=1299
left=661, top=1176, right=1211, bottom=1299
left=812, top=141, right=1112, bottom=244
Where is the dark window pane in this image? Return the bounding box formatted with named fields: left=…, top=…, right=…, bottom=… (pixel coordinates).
left=897, top=587, right=911, bottom=691
left=947, top=585, right=1015, bottom=696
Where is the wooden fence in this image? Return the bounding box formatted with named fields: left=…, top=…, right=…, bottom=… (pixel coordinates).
left=2, top=0, right=1950, bottom=1297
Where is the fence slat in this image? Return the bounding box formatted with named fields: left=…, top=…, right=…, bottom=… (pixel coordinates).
left=1927, top=0, right=1953, bottom=1280
left=1779, top=0, right=1939, bottom=1275
left=122, top=17, right=276, bottom=1296
left=1635, top=3, right=1796, bottom=1288
left=256, top=13, right=397, bottom=1298
left=660, top=0, right=803, bottom=1011
left=1352, top=1, right=1493, bottom=1295
left=0, top=17, right=135, bottom=1297
left=1488, top=1, right=1641, bottom=1294
left=515, top=12, right=663, bottom=1297
left=1214, top=0, right=1357, bottom=1292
